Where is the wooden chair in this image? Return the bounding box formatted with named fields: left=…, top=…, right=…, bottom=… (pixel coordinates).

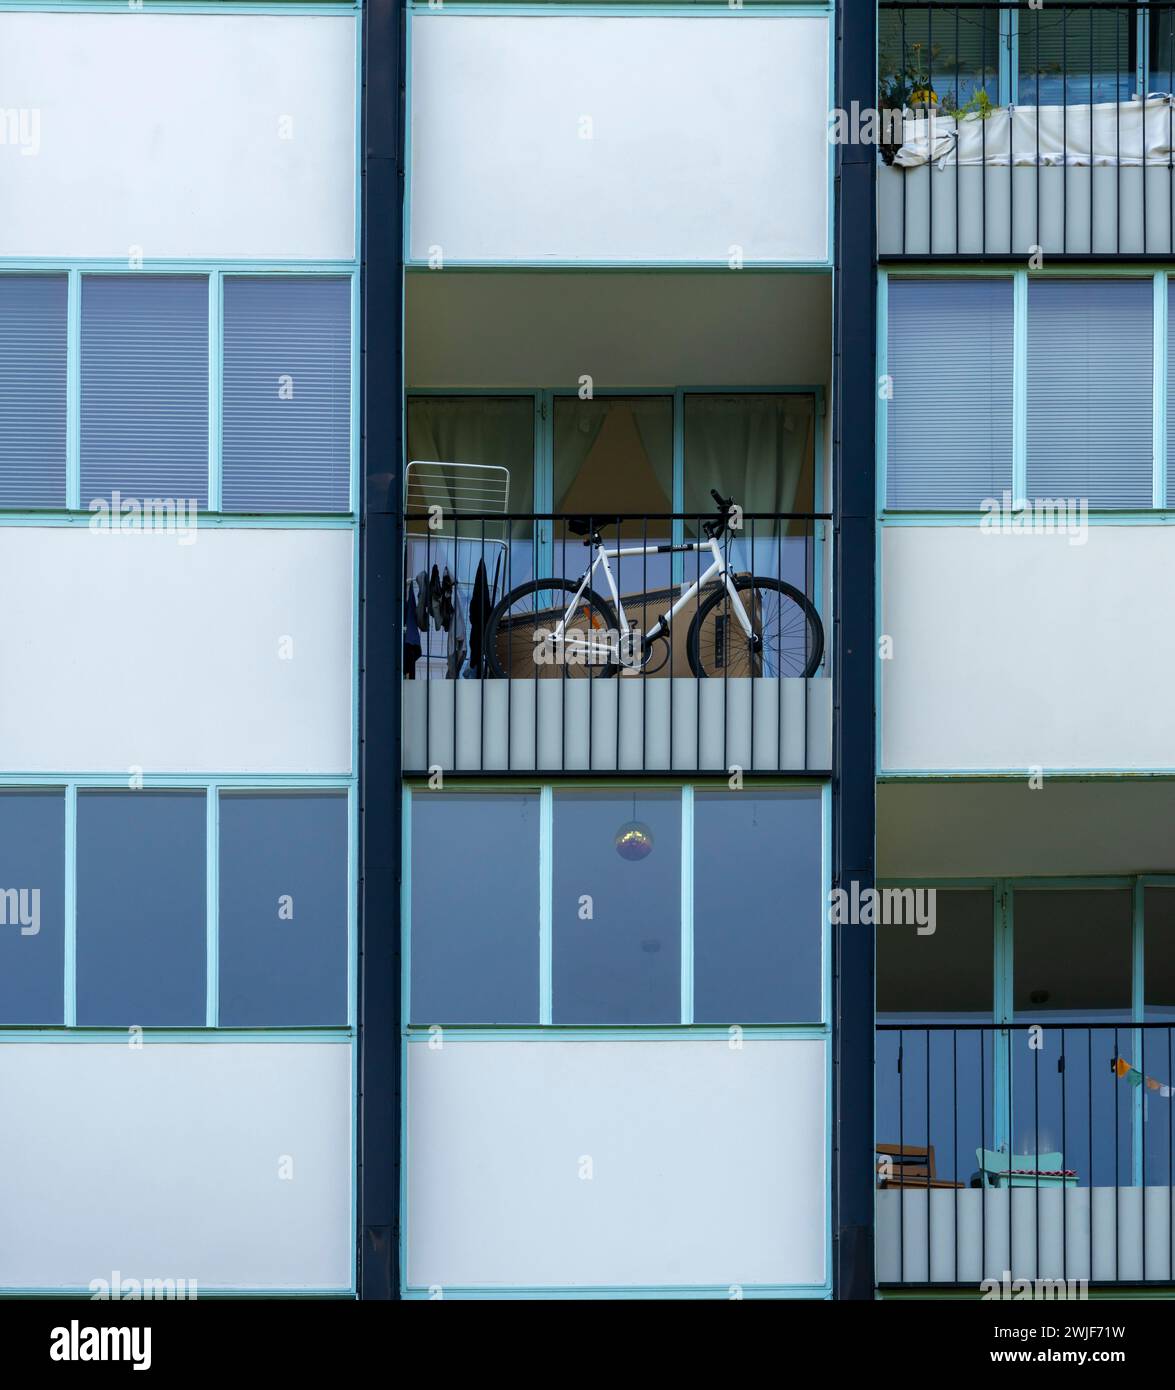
left=876, top=1143, right=965, bottom=1189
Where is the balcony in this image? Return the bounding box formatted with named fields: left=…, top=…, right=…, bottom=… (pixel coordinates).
left=877, top=1023, right=1175, bottom=1288
left=878, top=1, right=1175, bottom=257
left=401, top=507, right=830, bottom=777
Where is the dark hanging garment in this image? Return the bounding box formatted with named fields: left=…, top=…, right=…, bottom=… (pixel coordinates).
left=440, top=566, right=455, bottom=633
left=428, top=564, right=444, bottom=631
left=468, top=558, right=491, bottom=675
left=404, top=581, right=421, bottom=647
left=414, top=570, right=430, bottom=632
left=403, top=581, right=422, bottom=679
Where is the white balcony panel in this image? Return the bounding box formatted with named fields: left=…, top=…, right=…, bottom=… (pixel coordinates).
left=883, top=525, right=1175, bottom=772
left=880, top=164, right=1175, bottom=258
left=407, top=1037, right=827, bottom=1290
left=409, top=15, right=830, bottom=264
left=0, top=528, right=353, bottom=775
left=878, top=1187, right=1175, bottom=1285
left=0, top=12, right=356, bottom=260
left=0, top=1043, right=352, bottom=1291
left=403, top=675, right=832, bottom=775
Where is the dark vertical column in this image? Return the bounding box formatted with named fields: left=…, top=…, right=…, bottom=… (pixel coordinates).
left=359, top=0, right=405, bottom=1301
left=832, top=0, right=877, bottom=1300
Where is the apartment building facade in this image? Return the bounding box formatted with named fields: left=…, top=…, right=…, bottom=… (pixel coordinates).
left=876, top=0, right=1175, bottom=1295
left=0, top=0, right=882, bottom=1301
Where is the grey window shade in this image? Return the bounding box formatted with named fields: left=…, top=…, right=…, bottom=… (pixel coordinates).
left=0, top=275, right=67, bottom=507
left=80, top=276, right=209, bottom=508
left=1018, top=5, right=1131, bottom=104
left=887, top=279, right=1013, bottom=509
left=1028, top=280, right=1152, bottom=508
left=222, top=276, right=351, bottom=513
left=1167, top=282, right=1175, bottom=507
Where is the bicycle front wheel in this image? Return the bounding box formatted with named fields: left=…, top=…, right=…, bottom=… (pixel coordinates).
left=484, top=578, right=621, bottom=679
left=686, top=576, right=824, bottom=679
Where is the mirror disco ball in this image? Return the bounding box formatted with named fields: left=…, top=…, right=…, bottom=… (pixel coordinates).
left=615, top=821, right=654, bottom=861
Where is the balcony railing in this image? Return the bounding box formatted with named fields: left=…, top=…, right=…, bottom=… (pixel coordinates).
left=879, top=1, right=1175, bottom=256
left=877, top=1023, right=1175, bottom=1287
left=401, top=510, right=830, bottom=777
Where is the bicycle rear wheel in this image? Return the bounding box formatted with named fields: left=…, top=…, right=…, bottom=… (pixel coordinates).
left=484, top=578, right=621, bottom=679
left=686, top=576, right=824, bottom=678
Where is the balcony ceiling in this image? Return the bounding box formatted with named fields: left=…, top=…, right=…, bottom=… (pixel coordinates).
left=406, top=271, right=831, bottom=392
left=879, top=778, right=1175, bottom=879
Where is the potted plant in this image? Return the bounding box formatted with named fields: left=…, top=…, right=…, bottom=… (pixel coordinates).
left=878, top=43, right=941, bottom=165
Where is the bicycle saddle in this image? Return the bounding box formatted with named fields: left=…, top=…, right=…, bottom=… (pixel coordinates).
left=566, top=517, right=593, bottom=537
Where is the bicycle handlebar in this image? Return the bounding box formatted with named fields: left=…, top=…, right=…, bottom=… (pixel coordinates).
left=705, top=491, right=736, bottom=539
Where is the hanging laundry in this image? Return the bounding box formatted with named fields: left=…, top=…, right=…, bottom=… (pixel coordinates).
left=468, top=557, right=491, bottom=676
left=440, top=566, right=455, bottom=633
left=428, top=564, right=444, bottom=631
left=1114, top=1056, right=1173, bottom=1095
left=404, top=581, right=422, bottom=679
left=414, top=570, right=430, bottom=633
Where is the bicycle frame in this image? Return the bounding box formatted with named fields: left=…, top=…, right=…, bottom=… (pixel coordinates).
left=551, top=534, right=755, bottom=667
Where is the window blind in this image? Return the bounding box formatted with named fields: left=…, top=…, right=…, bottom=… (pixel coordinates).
left=1166, top=281, right=1175, bottom=507
left=222, top=276, right=351, bottom=513
left=886, top=278, right=1014, bottom=509
left=1018, top=4, right=1132, bottom=105
left=1027, top=279, right=1152, bottom=508
left=0, top=275, right=67, bottom=508
left=879, top=8, right=1002, bottom=107
left=80, top=276, right=209, bottom=508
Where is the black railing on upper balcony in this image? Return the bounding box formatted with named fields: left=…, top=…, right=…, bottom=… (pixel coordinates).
left=401, top=509, right=829, bottom=778
left=877, top=1022, right=1175, bottom=1288
left=878, top=2, right=1175, bottom=257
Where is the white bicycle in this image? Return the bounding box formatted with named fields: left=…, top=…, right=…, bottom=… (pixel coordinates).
left=484, top=492, right=824, bottom=679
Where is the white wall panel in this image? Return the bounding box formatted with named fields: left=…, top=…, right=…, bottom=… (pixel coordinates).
left=0, top=1043, right=352, bottom=1290
left=407, top=1038, right=827, bottom=1289
left=0, top=12, right=356, bottom=260
left=883, top=525, right=1175, bottom=771
left=0, top=528, right=353, bottom=775
left=409, top=15, right=830, bottom=264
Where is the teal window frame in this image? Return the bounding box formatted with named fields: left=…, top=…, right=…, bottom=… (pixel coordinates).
left=0, top=777, right=356, bottom=1042
left=878, top=874, right=1175, bottom=1186
left=402, top=779, right=831, bottom=1033
left=879, top=267, right=1175, bottom=518
left=0, top=265, right=359, bottom=522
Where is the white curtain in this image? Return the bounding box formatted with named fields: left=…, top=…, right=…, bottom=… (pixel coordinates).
left=683, top=393, right=814, bottom=522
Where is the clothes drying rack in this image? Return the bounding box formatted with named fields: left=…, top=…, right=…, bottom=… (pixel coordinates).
left=404, top=461, right=511, bottom=678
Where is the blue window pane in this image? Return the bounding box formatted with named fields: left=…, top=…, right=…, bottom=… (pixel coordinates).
left=1145, top=888, right=1175, bottom=1020
left=77, top=791, right=206, bottom=1026
left=877, top=889, right=993, bottom=1022
left=693, top=789, right=822, bottom=1023
left=0, top=790, right=65, bottom=1025
left=410, top=793, right=539, bottom=1024
left=552, top=790, right=680, bottom=1025
left=218, top=793, right=348, bottom=1026
left=0, top=275, right=67, bottom=507
left=222, top=276, right=351, bottom=513
left=80, top=276, right=209, bottom=508
left=1013, top=889, right=1132, bottom=1023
